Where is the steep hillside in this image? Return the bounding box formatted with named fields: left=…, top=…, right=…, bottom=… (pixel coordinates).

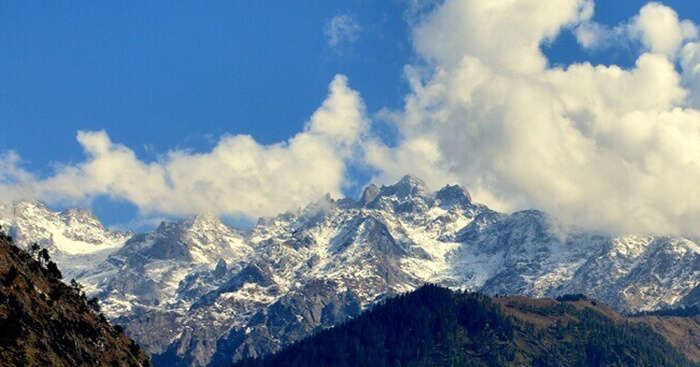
left=0, top=228, right=151, bottom=367
left=228, top=285, right=698, bottom=367
left=629, top=306, right=700, bottom=362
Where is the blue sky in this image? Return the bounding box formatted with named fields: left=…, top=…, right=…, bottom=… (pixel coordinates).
left=2, top=1, right=700, bottom=233
left=1, top=1, right=413, bottom=168
left=1, top=1, right=417, bottom=226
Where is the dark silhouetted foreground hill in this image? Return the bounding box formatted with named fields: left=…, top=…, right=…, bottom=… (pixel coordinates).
left=0, top=229, right=151, bottom=366
left=228, top=285, right=698, bottom=367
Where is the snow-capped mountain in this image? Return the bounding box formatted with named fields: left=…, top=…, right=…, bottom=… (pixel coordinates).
left=0, top=201, right=130, bottom=279
left=79, top=214, right=252, bottom=320
left=1, top=175, right=698, bottom=366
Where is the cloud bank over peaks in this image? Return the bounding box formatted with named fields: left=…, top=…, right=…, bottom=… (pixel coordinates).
left=0, top=75, right=367, bottom=218
left=368, top=0, right=700, bottom=236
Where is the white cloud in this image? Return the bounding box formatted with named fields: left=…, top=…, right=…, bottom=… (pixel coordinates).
left=630, top=2, right=698, bottom=57
left=0, top=151, right=36, bottom=200
left=368, top=0, right=700, bottom=236
left=574, top=2, right=698, bottom=59
left=0, top=75, right=367, bottom=218
left=307, top=75, right=366, bottom=148
left=413, top=0, right=594, bottom=73
left=573, top=20, right=627, bottom=50
left=324, top=14, right=361, bottom=48
left=681, top=42, right=700, bottom=108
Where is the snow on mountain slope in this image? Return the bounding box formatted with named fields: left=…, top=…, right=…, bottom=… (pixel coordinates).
left=2, top=175, right=697, bottom=367
left=0, top=201, right=129, bottom=278
left=79, top=214, right=252, bottom=317
left=557, top=236, right=700, bottom=311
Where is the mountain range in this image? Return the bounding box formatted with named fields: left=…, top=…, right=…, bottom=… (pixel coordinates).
left=1, top=175, right=698, bottom=366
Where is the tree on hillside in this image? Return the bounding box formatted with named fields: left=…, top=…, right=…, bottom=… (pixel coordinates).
left=46, top=261, right=62, bottom=279
left=29, top=243, right=40, bottom=257
left=37, top=248, right=50, bottom=266
left=87, top=297, right=101, bottom=313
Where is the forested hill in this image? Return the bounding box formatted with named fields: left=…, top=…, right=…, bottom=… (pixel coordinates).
left=0, top=229, right=151, bottom=366
left=229, top=285, right=698, bottom=367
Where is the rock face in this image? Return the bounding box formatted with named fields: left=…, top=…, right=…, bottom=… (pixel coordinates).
left=1, top=175, right=698, bottom=366
left=0, top=230, right=151, bottom=366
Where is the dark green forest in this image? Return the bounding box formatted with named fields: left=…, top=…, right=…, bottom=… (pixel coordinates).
left=630, top=305, right=699, bottom=318
left=232, top=285, right=696, bottom=367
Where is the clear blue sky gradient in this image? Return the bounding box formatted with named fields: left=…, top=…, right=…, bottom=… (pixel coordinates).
left=1, top=1, right=699, bottom=227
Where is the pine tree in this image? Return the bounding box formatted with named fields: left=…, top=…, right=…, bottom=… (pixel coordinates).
left=37, top=248, right=50, bottom=265
left=87, top=297, right=101, bottom=313
left=46, top=261, right=62, bottom=279
left=29, top=243, right=40, bottom=258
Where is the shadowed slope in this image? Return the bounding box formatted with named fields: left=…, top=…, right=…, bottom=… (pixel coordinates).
left=0, top=229, right=151, bottom=367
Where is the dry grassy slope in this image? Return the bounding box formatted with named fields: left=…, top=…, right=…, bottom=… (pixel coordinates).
left=632, top=315, right=700, bottom=363
left=0, top=232, right=151, bottom=367
left=494, top=296, right=700, bottom=363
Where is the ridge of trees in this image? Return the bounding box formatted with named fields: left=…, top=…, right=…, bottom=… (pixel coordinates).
left=231, top=284, right=696, bottom=367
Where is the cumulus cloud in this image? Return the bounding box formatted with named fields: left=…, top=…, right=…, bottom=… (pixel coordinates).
left=368, top=0, right=700, bottom=236
left=324, top=14, right=361, bottom=48
left=0, top=75, right=367, bottom=218
left=574, top=2, right=698, bottom=58
left=630, top=2, right=698, bottom=57
left=681, top=42, right=700, bottom=107
left=413, top=0, right=594, bottom=74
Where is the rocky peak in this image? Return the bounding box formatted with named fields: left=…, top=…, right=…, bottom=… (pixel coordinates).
left=143, top=215, right=248, bottom=264
left=154, top=214, right=230, bottom=236
left=2, top=200, right=52, bottom=220
left=434, top=184, right=472, bottom=208
left=180, top=213, right=229, bottom=233
left=11, top=199, right=49, bottom=210
left=379, top=175, right=428, bottom=199
left=60, top=208, right=103, bottom=228
left=0, top=201, right=128, bottom=266
left=364, top=175, right=431, bottom=213
left=154, top=220, right=184, bottom=236
left=360, top=184, right=380, bottom=205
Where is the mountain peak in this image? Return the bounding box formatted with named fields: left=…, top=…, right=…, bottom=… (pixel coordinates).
left=2, top=200, right=51, bottom=217
left=398, top=174, right=426, bottom=188
left=360, top=184, right=380, bottom=205
left=190, top=213, right=223, bottom=224
left=379, top=175, right=428, bottom=199
left=176, top=213, right=228, bottom=232
left=60, top=207, right=95, bottom=218
left=60, top=208, right=101, bottom=226
left=435, top=184, right=472, bottom=208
